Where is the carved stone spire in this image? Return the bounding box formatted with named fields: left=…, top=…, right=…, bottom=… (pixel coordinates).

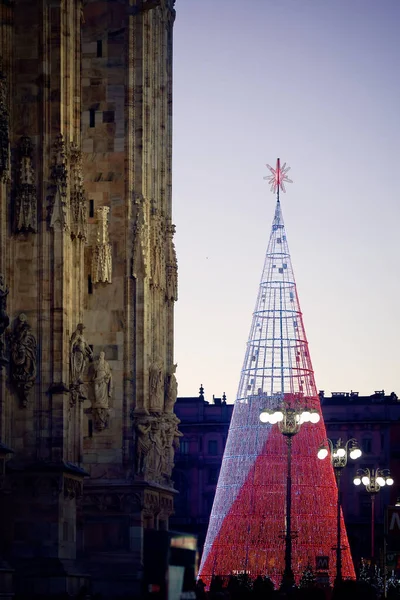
left=70, top=143, right=87, bottom=242
left=92, top=207, right=112, bottom=284
left=165, top=222, right=177, bottom=301
left=15, top=135, right=37, bottom=233
left=49, top=134, right=69, bottom=231
left=0, top=64, right=9, bottom=182
left=132, top=196, right=148, bottom=279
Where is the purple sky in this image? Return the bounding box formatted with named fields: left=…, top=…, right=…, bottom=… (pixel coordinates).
left=172, top=0, right=400, bottom=403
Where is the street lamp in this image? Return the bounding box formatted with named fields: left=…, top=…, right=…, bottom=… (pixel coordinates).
left=353, top=467, right=394, bottom=560
left=317, top=438, right=362, bottom=586
left=260, top=403, right=320, bottom=589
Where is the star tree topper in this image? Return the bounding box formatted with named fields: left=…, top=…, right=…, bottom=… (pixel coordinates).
left=264, top=158, right=293, bottom=197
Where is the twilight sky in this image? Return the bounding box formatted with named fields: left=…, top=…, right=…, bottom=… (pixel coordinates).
left=172, top=0, right=400, bottom=404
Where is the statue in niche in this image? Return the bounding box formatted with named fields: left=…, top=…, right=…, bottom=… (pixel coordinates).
left=134, top=417, right=152, bottom=475
left=90, top=351, right=113, bottom=431
left=15, top=135, right=37, bottom=233
left=70, top=323, right=93, bottom=403
left=10, top=313, right=37, bottom=406
left=0, top=274, right=9, bottom=366
left=149, top=359, right=164, bottom=411
left=164, top=363, right=177, bottom=413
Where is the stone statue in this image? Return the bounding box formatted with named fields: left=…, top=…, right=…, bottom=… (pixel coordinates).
left=149, top=359, right=164, bottom=411
left=149, top=419, right=167, bottom=479
left=164, top=416, right=182, bottom=478
left=10, top=313, right=37, bottom=406
left=134, top=417, right=152, bottom=475
left=164, top=364, right=177, bottom=413
left=0, top=274, right=9, bottom=366
left=90, top=351, right=112, bottom=430
left=70, top=323, right=93, bottom=402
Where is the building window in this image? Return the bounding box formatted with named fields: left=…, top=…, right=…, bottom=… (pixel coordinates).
left=362, top=438, right=372, bottom=454
left=180, top=440, right=189, bottom=454
left=208, top=468, right=219, bottom=485
left=89, top=108, right=96, bottom=127
left=208, top=440, right=218, bottom=456
left=199, top=437, right=203, bottom=452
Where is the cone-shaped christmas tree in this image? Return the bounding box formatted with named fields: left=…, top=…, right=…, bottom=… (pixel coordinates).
left=198, top=160, right=355, bottom=586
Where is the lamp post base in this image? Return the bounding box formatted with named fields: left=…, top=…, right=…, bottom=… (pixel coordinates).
left=280, top=568, right=295, bottom=591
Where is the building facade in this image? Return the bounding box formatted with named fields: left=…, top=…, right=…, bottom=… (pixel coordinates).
left=170, top=387, right=233, bottom=550
left=172, top=389, right=400, bottom=569
left=0, top=1, right=178, bottom=597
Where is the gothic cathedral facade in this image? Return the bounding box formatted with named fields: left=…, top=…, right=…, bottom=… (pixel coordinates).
left=0, top=0, right=178, bottom=596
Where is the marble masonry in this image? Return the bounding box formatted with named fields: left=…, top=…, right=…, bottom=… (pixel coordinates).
left=0, top=0, right=178, bottom=597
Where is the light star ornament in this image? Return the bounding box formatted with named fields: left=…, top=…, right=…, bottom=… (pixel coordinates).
left=264, top=158, right=293, bottom=194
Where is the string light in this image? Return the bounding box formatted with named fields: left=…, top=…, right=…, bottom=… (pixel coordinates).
left=198, top=167, right=356, bottom=587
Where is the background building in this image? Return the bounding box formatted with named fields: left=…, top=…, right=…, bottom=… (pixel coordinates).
left=0, top=1, right=179, bottom=598
left=171, top=386, right=233, bottom=549
left=172, top=388, right=400, bottom=569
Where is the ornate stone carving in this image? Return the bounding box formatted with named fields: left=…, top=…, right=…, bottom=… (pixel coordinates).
left=148, top=418, right=167, bottom=481
left=64, top=476, right=83, bottom=500
left=10, top=313, right=37, bottom=407
left=164, top=363, right=177, bottom=413
left=0, top=65, right=9, bottom=182
left=149, top=358, right=164, bottom=411
left=0, top=274, right=9, bottom=367
left=159, top=0, right=176, bottom=26
left=132, top=197, right=148, bottom=279
left=70, top=143, right=87, bottom=241
left=70, top=323, right=93, bottom=404
left=164, top=414, right=182, bottom=478
left=133, top=413, right=181, bottom=484
left=92, top=206, right=112, bottom=283
left=90, top=351, right=112, bottom=431
left=166, top=223, right=178, bottom=301
left=150, top=213, right=165, bottom=290
left=133, top=416, right=152, bottom=476
left=83, top=491, right=141, bottom=513
left=15, top=135, right=37, bottom=233
left=49, top=133, right=69, bottom=231
left=144, top=490, right=160, bottom=515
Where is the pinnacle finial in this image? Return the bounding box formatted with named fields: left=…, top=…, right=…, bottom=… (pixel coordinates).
left=264, top=158, right=293, bottom=200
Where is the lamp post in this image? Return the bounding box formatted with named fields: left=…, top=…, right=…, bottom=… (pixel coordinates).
left=353, top=468, right=394, bottom=560
left=260, top=403, right=320, bottom=589
left=317, top=438, right=362, bottom=587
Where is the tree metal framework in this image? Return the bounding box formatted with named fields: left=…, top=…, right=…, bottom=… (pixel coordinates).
left=198, top=160, right=355, bottom=586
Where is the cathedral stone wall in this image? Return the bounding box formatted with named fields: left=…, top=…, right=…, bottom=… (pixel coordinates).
left=0, top=1, right=178, bottom=597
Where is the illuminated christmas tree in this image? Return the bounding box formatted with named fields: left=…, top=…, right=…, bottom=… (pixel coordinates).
left=198, top=159, right=355, bottom=587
